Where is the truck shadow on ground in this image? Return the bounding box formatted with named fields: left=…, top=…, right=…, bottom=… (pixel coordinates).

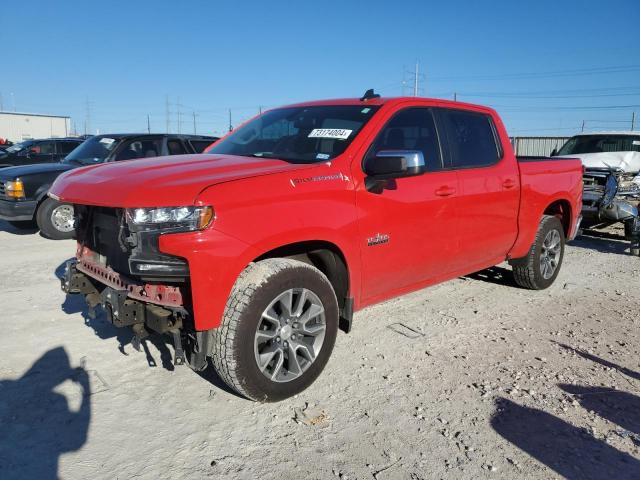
left=492, top=348, right=640, bottom=479
left=0, top=347, right=91, bottom=480
left=54, top=260, right=240, bottom=397
left=569, top=231, right=631, bottom=255
left=0, top=219, right=38, bottom=235
left=464, top=265, right=520, bottom=288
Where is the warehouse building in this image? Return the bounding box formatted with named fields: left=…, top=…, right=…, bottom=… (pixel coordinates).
left=0, top=111, right=71, bottom=142
left=510, top=136, right=570, bottom=157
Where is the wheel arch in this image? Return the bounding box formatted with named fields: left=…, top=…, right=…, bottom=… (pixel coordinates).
left=253, top=240, right=353, bottom=332
left=543, top=199, right=572, bottom=237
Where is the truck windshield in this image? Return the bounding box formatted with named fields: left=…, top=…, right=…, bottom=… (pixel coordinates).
left=206, top=105, right=380, bottom=163
left=63, top=136, right=119, bottom=165
left=558, top=135, right=640, bottom=155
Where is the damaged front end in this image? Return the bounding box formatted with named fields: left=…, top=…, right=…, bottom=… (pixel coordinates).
left=582, top=167, right=640, bottom=255
left=60, top=205, right=211, bottom=370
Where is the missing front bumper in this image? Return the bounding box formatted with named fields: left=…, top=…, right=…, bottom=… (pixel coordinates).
left=61, top=259, right=184, bottom=331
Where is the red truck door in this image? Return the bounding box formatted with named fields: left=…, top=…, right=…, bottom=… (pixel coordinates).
left=355, top=107, right=459, bottom=303
left=435, top=108, right=520, bottom=270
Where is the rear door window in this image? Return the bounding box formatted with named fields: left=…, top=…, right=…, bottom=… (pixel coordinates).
left=437, top=109, right=500, bottom=169
left=167, top=139, right=188, bottom=155
left=36, top=141, right=55, bottom=155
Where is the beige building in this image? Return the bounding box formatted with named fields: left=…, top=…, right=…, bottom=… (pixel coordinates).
left=0, top=111, right=71, bottom=142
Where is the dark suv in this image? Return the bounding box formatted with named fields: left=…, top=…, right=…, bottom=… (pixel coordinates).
left=0, top=133, right=218, bottom=239
left=0, top=138, right=84, bottom=167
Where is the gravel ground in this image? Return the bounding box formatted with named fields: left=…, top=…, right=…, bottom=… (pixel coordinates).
left=0, top=220, right=639, bottom=480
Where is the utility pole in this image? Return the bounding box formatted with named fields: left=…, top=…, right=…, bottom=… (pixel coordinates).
left=453, top=92, right=457, bottom=101
left=147, top=114, right=151, bottom=133
left=165, top=95, right=170, bottom=133
left=192, top=112, right=197, bottom=134
left=581, top=120, right=585, bottom=132
left=84, top=97, right=92, bottom=135
left=176, top=96, right=182, bottom=134
left=402, top=63, right=424, bottom=96
left=632, top=112, right=636, bottom=131
left=228, top=109, right=233, bottom=132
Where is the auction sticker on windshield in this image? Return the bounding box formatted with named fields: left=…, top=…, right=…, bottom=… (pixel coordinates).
left=308, top=129, right=353, bottom=140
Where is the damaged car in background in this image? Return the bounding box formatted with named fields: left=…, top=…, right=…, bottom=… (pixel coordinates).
left=553, top=132, right=640, bottom=255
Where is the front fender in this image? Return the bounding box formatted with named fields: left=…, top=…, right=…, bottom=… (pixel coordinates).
left=159, top=229, right=255, bottom=331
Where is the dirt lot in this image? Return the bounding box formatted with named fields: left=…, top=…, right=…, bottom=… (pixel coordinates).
left=0, top=220, right=638, bottom=480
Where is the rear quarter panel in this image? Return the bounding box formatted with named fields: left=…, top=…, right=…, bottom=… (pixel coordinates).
left=509, top=158, right=583, bottom=259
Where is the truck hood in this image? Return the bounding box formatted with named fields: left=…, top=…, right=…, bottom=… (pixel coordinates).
left=0, top=162, right=74, bottom=180
left=49, top=154, right=313, bottom=208
left=557, top=151, right=640, bottom=173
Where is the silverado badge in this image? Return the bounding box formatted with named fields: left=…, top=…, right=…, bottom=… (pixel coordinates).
left=367, top=233, right=390, bottom=247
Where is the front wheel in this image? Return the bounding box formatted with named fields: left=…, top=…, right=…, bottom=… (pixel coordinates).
left=211, top=258, right=339, bottom=402
left=36, top=198, right=75, bottom=240
left=510, top=215, right=565, bottom=290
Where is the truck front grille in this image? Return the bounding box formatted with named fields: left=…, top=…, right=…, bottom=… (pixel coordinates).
left=0, top=182, right=5, bottom=198
left=75, top=206, right=132, bottom=275
left=75, top=205, right=189, bottom=279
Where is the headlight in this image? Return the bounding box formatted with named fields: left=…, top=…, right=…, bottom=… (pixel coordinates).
left=4, top=179, right=25, bottom=199
left=125, top=206, right=214, bottom=231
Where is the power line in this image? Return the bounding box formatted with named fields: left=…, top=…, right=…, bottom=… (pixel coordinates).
left=428, top=64, right=640, bottom=82
left=453, top=92, right=640, bottom=100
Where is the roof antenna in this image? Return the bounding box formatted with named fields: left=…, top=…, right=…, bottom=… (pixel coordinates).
left=360, top=89, right=380, bottom=101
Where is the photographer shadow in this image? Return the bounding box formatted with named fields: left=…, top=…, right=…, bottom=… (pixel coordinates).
left=0, top=347, right=91, bottom=480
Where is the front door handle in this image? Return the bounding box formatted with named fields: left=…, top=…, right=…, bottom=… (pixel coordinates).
left=503, top=178, right=516, bottom=189
left=435, top=186, right=456, bottom=197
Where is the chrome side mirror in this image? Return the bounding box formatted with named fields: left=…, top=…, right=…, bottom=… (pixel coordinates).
left=364, top=150, right=426, bottom=180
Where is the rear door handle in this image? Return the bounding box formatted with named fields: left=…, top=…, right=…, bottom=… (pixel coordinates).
left=435, top=186, right=456, bottom=197
left=502, top=178, right=516, bottom=189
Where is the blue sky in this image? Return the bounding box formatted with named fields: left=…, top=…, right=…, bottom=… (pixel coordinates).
left=2, top=0, right=639, bottom=137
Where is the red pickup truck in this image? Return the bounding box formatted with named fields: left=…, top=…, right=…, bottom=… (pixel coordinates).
left=53, top=92, right=582, bottom=402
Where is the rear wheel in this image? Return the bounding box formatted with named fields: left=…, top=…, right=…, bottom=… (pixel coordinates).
left=36, top=198, right=75, bottom=240
left=211, top=258, right=339, bottom=402
left=510, top=215, right=565, bottom=290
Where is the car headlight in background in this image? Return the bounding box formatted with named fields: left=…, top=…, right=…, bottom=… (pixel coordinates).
left=4, top=179, right=25, bottom=199
left=125, top=206, right=214, bottom=231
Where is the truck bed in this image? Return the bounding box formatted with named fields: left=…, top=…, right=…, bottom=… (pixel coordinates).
left=508, top=156, right=583, bottom=259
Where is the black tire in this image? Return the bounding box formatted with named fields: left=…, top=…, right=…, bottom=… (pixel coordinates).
left=8, top=220, right=37, bottom=229
left=36, top=198, right=75, bottom=240
left=211, top=258, right=339, bottom=402
left=510, top=215, right=565, bottom=290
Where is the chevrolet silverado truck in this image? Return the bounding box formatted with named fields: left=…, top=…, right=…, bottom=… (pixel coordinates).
left=552, top=132, right=640, bottom=255
left=53, top=91, right=582, bottom=402
left=0, top=133, right=217, bottom=239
